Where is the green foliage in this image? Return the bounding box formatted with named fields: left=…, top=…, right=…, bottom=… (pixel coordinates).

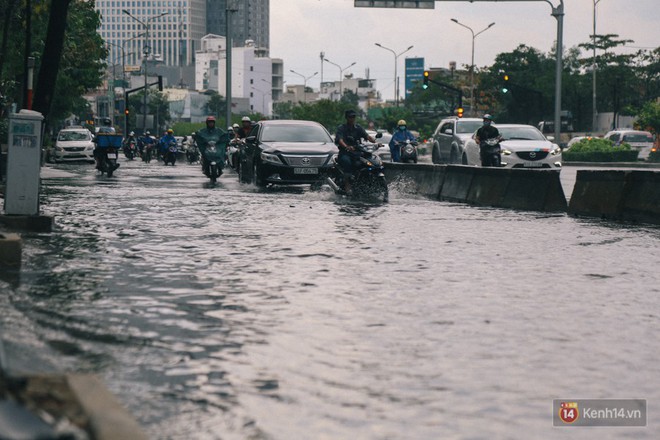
left=563, top=137, right=639, bottom=162
left=634, top=101, right=660, bottom=135
left=172, top=121, right=206, bottom=136
left=289, top=99, right=348, bottom=132
left=648, top=149, right=660, bottom=163
left=204, top=90, right=225, bottom=119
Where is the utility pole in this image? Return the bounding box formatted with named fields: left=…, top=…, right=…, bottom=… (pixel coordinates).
left=226, top=0, right=238, bottom=126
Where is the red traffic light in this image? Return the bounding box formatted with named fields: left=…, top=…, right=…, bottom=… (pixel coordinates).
left=457, top=107, right=464, bottom=118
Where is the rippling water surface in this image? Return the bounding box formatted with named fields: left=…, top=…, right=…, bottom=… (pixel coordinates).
left=2, top=161, right=660, bottom=439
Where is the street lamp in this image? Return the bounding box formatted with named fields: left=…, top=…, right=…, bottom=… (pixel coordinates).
left=374, top=43, right=413, bottom=106
left=290, top=69, right=318, bottom=103
left=323, top=59, right=356, bottom=99
left=450, top=19, right=495, bottom=116
left=122, top=9, right=169, bottom=132
left=592, top=0, right=603, bottom=133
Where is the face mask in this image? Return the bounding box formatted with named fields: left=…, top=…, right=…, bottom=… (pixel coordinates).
left=483, top=121, right=491, bottom=126
left=399, top=126, right=406, bottom=131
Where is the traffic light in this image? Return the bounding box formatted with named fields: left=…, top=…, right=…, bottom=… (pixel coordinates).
left=457, top=107, right=464, bottom=118
left=422, top=70, right=429, bottom=90
left=501, top=73, right=509, bottom=94
left=124, top=109, right=129, bottom=116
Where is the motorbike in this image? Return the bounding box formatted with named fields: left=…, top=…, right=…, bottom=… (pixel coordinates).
left=326, top=139, right=388, bottom=202
left=141, top=142, right=154, bottom=163
left=397, top=139, right=419, bottom=163
left=124, top=140, right=138, bottom=160
left=226, top=138, right=244, bottom=172
left=96, top=147, right=120, bottom=177
left=480, top=137, right=502, bottom=167
left=185, top=142, right=200, bottom=164
left=201, top=141, right=225, bottom=183
left=163, top=140, right=178, bottom=166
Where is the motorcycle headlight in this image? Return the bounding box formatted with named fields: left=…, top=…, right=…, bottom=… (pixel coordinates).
left=260, top=152, right=282, bottom=164
left=502, top=149, right=512, bottom=155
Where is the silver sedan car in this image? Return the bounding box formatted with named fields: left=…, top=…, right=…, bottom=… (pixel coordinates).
left=463, top=124, right=562, bottom=169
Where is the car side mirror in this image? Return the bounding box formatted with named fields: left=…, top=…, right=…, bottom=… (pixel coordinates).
left=246, top=135, right=256, bottom=143
left=445, top=129, right=453, bottom=135
left=547, top=136, right=555, bottom=142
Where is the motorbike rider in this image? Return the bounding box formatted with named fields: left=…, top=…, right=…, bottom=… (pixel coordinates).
left=475, top=114, right=502, bottom=167
left=335, top=109, right=378, bottom=194
left=237, top=116, right=253, bottom=139
left=388, top=119, right=416, bottom=162
left=193, top=116, right=226, bottom=177
left=159, top=128, right=177, bottom=157
left=124, top=131, right=137, bottom=147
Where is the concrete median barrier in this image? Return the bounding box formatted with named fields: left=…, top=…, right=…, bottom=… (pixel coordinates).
left=466, top=167, right=509, bottom=206
left=500, top=169, right=567, bottom=212
left=569, top=170, right=660, bottom=224
left=0, top=214, right=54, bottom=232
left=383, top=163, right=445, bottom=198
left=439, top=165, right=476, bottom=202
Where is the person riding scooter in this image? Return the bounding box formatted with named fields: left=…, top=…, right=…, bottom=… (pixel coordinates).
left=194, top=116, right=226, bottom=177
left=475, top=114, right=502, bottom=167
left=334, top=109, right=378, bottom=194
left=389, top=119, right=417, bottom=163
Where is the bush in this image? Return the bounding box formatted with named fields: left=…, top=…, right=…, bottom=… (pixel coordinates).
left=563, top=138, right=639, bottom=162
left=648, top=149, right=660, bottom=163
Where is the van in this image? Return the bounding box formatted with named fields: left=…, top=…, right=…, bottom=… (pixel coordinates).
left=604, top=130, right=654, bottom=160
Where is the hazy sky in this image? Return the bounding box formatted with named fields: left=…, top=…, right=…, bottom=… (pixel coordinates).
left=271, top=0, right=659, bottom=100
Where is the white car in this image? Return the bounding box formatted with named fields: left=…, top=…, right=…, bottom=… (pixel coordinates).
left=367, top=130, right=393, bottom=162
left=53, top=127, right=95, bottom=163
left=604, top=129, right=654, bottom=160
left=463, top=124, right=562, bottom=169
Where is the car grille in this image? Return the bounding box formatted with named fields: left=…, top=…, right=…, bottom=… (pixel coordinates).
left=281, top=154, right=329, bottom=167
left=65, top=147, right=86, bottom=152
left=516, top=151, right=548, bottom=161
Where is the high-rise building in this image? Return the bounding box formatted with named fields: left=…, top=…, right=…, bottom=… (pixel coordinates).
left=96, top=0, right=206, bottom=69
left=206, top=0, right=269, bottom=51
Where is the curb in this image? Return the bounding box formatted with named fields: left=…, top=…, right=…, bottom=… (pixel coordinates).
left=0, top=232, right=21, bottom=267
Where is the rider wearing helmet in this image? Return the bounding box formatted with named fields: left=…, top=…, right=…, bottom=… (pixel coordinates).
left=193, top=116, right=226, bottom=177
left=237, top=116, right=253, bottom=139
left=159, top=128, right=177, bottom=156
left=388, top=119, right=416, bottom=163
left=475, top=114, right=502, bottom=167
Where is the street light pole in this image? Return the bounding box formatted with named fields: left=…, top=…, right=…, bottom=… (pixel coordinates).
left=123, top=10, right=168, bottom=132
left=450, top=19, right=495, bottom=116
left=374, top=43, right=414, bottom=106
left=323, top=59, right=356, bottom=99
left=592, top=0, right=603, bottom=133
left=290, top=70, right=318, bottom=103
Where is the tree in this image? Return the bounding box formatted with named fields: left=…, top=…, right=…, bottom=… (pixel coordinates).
left=204, top=90, right=226, bottom=122
left=634, top=101, right=660, bottom=135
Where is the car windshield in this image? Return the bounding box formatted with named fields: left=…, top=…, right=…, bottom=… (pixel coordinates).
left=456, top=121, right=483, bottom=134
left=58, top=131, right=90, bottom=141
left=260, top=124, right=332, bottom=143
left=499, top=127, right=546, bottom=141
left=623, top=133, right=653, bottom=143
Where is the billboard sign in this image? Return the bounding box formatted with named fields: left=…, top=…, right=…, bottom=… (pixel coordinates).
left=405, top=57, right=425, bottom=97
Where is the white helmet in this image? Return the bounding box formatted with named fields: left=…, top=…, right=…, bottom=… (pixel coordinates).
left=241, top=116, right=251, bottom=122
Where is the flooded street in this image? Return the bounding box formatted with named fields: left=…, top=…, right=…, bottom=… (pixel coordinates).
left=2, top=159, right=660, bottom=439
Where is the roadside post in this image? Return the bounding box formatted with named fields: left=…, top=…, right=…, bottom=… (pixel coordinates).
left=4, top=110, right=43, bottom=215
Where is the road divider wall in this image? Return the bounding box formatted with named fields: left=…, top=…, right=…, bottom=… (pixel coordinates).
left=384, top=163, right=567, bottom=212
left=568, top=170, right=660, bottom=224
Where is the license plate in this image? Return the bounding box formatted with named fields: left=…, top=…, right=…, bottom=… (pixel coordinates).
left=107, top=153, right=118, bottom=159
left=523, top=161, right=543, bottom=167
left=294, top=167, right=318, bottom=174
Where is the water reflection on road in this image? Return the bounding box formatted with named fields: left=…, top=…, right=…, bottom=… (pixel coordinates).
left=2, top=160, right=660, bottom=439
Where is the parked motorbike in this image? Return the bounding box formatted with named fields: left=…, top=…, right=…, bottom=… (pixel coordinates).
left=226, top=138, right=244, bottom=172
left=96, top=147, right=120, bottom=177
left=397, top=139, right=419, bottom=163
left=163, top=140, right=178, bottom=166
left=326, top=139, right=388, bottom=202
left=480, top=137, right=502, bottom=167
left=124, top=140, right=138, bottom=160
left=202, top=141, right=225, bottom=183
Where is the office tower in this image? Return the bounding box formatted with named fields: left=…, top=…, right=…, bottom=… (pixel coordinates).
left=206, top=0, right=269, bottom=51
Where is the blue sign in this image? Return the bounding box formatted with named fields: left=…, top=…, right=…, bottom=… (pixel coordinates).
left=405, top=57, right=425, bottom=97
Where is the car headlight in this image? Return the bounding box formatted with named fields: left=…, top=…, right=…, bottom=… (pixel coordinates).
left=501, top=149, right=512, bottom=155
left=550, top=146, right=561, bottom=156
left=260, top=152, right=282, bottom=164
left=55, top=146, right=64, bottom=151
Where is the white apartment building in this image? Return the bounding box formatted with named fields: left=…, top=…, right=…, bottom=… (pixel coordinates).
left=96, top=0, right=206, bottom=69
left=195, top=35, right=281, bottom=116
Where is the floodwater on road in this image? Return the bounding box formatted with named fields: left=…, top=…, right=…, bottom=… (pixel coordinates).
left=1, top=160, right=659, bottom=439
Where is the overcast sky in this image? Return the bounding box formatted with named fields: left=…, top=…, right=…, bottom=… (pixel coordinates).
left=270, top=0, right=659, bottom=100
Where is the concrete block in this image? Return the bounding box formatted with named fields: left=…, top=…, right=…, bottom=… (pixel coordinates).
left=568, top=170, right=629, bottom=218
left=466, top=167, right=509, bottom=206
left=502, top=169, right=567, bottom=212
left=619, top=171, right=660, bottom=224
left=384, top=163, right=445, bottom=198
left=0, top=233, right=21, bottom=267
left=439, top=165, right=476, bottom=202
left=0, top=214, right=54, bottom=232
